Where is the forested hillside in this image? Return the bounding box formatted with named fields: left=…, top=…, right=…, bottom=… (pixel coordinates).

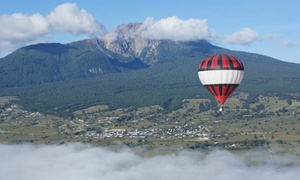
left=0, top=43, right=150, bottom=87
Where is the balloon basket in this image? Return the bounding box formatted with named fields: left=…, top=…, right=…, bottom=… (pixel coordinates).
left=219, top=106, right=224, bottom=112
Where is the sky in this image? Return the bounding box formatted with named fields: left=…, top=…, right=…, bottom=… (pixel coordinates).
left=0, top=143, right=300, bottom=180
left=1, top=0, right=300, bottom=64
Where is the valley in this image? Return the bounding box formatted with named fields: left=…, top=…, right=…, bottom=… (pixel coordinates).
left=1, top=93, right=299, bottom=160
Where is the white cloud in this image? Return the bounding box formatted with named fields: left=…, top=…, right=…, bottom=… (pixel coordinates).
left=102, top=31, right=119, bottom=43
left=0, top=13, right=49, bottom=54
left=0, top=3, right=105, bottom=55
left=140, top=16, right=215, bottom=41
left=47, top=3, right=105, bottom=35
left=0, top=13, right=48, bottom=40
left=224, top=28, right=259, bottom=45
left=282, top=40, right=300, bottom=47
left=0, top=143, right=299, bottom=180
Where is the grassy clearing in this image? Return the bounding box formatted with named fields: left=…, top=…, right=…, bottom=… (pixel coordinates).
left=73, top=105, right=109, bottom=115
left=0, top=96, right=18, bottom=105
left=0, top=112, right=79, bottom=144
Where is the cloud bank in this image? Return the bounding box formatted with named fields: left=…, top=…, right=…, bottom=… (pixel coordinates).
left=0, top=3, right=106, bottom=55
left=0, top=143, right=299, bottom=180
left=139, top=16, right=215, bottom=41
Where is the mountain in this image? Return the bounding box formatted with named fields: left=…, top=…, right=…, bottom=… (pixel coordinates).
left=0, top=23, right=299, bottom=116
left=0, top=23, right=219, bottom=87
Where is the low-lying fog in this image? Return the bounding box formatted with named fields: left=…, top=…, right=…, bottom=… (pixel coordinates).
left=0, top=143, right=299, bottom=180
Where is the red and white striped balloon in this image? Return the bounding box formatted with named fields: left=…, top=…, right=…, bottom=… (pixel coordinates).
left=198, top=54, right=244, bottom=111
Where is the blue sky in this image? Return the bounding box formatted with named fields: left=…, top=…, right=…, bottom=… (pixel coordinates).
left=1, top=0, right=300, bottom=63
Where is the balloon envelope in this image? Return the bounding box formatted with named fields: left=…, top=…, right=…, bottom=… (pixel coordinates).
left=198, top=54, right=244, bottom=105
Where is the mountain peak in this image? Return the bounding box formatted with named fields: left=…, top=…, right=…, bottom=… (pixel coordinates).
left=116, top=23, right=143, bottom=32
left=97, top=23, right=160, bottom=63
left=105, top=23, right=143, bottom=41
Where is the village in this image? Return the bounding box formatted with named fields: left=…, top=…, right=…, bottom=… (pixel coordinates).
left=2, top=104, right=43, bottom=118
left=83, top=123, right=210, bottom=140
left=1, top=103, right=211, bottom=142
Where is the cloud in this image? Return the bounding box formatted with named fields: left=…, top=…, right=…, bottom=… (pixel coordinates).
left=0, top=13, right=48, bottom=40
left=0, top=3, right=105, bottom=55
left=224, top=28, right=259, bottom=45
left=262, top=33, right=280, bottom=41
left=282, top=40, right=300, bottom=47
left=140, top=16, right=216, bottom=41
left=102, top=31, right=119, bottom=43
left=47, top=3, right=105, bottom=35
left=0, top=13, right=49, bottom=54
left=0, top=143, right=299, bottom=180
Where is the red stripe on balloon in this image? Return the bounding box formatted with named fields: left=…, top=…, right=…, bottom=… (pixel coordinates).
left=222, top=54, right=229, bottom=69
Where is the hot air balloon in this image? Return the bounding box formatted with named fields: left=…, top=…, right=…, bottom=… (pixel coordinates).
left=198, top=54, right=244, bottom=111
